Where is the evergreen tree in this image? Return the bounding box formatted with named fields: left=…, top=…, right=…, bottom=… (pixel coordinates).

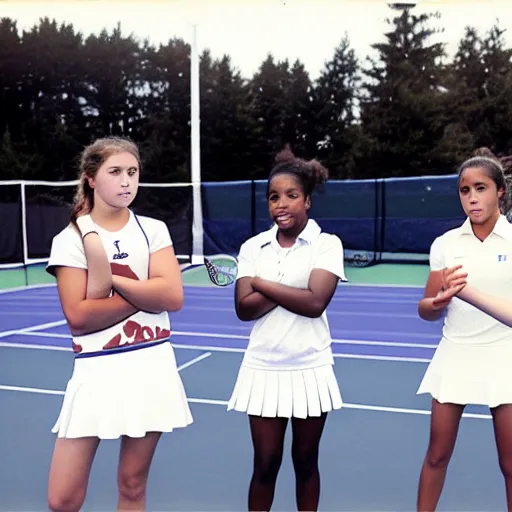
left=359, top=8, right=454, bottom=177
left=313, top=35, right=360, bottom=178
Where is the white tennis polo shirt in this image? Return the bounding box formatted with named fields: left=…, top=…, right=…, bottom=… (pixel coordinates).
left=236, top=219, right=347, bottom=370
left=430, top=214, right=512, bottom=345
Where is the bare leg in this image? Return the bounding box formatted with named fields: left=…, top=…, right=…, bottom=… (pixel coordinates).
left=491, top=404, right=512, bottom=511
left=248, top=415, right=288, bottom=511
left=117, top=432, right=162, bottom=511
left=291, top=413, right=328, bottom=512
left=417, top=399, right=465, bottom=511
left=47, top=437, right=100, bottom=512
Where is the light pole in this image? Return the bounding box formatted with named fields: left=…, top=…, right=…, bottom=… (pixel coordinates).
left=189, top=22, right=204, bottom=264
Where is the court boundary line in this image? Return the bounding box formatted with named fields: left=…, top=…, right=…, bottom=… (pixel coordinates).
left=7, top=328, right=439, bottom=350
left=0, top=383, right=491, bottom=420
left=177, top=352, right=211, bottom=371
left=0, top=283, right=57, bottom=295
left=0, top=281, right=425, bottom=295
left=0, top=339, right=431, bottom=363
left=170, top=342, right=432, bottom=363
left=0, top=320, right=67, bottom=340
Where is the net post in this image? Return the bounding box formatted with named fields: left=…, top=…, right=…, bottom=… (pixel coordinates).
left=190, top=23, right=204, bottom=265
left=251, top=180, right=256, bottom=237
left=20, top=182, right=29, bottom=266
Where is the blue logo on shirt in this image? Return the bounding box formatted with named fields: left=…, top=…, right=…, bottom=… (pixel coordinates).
left=498, top=254, right=508, bottom=262
left=113, top=240, right=129, bottom=260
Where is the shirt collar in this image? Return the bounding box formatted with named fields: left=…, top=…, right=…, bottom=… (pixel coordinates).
left=459, top=214, right=512, bottom=241
left=260, top=219, right=322, bottom=248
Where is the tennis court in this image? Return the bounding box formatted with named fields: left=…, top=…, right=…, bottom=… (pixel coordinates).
left=0, top=264, right=506, bottom=512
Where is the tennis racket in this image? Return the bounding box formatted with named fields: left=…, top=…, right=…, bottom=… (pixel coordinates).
left=203, top=254, right=238, bottom=287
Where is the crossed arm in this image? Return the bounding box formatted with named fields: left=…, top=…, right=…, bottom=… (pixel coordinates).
left=57, top=234, right=183, bottom=335
left=235, top=269, right=340, bottom=321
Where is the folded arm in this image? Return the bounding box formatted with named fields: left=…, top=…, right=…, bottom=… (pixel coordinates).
left=77, top=216, right=113, bottom=299
left=235, top=277, right=278, bottom=321
left=417, top=270, right=447, bottom=321
left=56, top=266, right=137, bottom=336
left=111, top=245, right=184, bottom=314
left=251, top=268, right=339, bottom=319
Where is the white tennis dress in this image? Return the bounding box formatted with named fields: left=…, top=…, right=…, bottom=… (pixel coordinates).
left=417, top=215, right=512, bottom=407
left=227, top=219, right=347, bottom=418
left=46, top=210, right=193, bottom=439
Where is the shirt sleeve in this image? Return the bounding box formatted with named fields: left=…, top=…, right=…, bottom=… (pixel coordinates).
left=149, top=220, right=173, bottom=254
left=313, top=234, right=348, bottom=282
left=429, top=236, right=445, bottom=271
left=236, top=239, right=257, bottom=280
left=46, top=226, right=87, bottom=277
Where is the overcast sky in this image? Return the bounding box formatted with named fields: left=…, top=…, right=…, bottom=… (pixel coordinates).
left=2, top=0, right=511, bottom=79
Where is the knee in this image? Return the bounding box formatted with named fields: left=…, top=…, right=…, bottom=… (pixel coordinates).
left=48, top=492, right=84, bottom=512
left=498, top=456, right=512, bottom=479
left=118, top=472, right=147, bottom=503
left=292, top=447, right=319, bottom=481
left=424, top=447, right=452, bottom=470
left=253, top=452, right=283, bottom=485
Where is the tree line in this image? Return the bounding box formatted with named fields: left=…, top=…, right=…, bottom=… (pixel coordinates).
left=0, top=8, right=511, bottom=183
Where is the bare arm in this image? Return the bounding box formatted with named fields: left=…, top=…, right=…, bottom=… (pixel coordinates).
left=111, top=245, right=184, bottom=314
left=433, top=266, right=512, bottom=327
left=455, top=285, right=512, bottom=327
left=417, top=270, right=446, bottom=321
left=76, top=215, right=112, bottom=299
left=418, top=265, right=467, bottom=321
left=235, top=277, right=277, bottom=321
left=251, top=269, right=339, bottom=319
left=56, top=266, right=137, bottom=335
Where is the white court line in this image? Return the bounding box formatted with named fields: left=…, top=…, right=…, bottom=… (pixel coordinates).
left=0, top=319, right=67, bottom=340
left=0, top=340, right=431, bottom=363
left=176, top=352, right=211, bottom=371
left=0, top=384, right=491, bottom=420
left=10, top=329, right=438, bottom=350
left=0, top=342, right=71, bottom=352
left=0, top=283, right=57, bottom=295
left=0, top=281, right=424, bottom=297
left=170, top=343, right=431, bottom=363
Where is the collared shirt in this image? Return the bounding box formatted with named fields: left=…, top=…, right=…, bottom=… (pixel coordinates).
left=430, top=214, right=512, bottom=345
left=237, top=219, right=347, bottom=370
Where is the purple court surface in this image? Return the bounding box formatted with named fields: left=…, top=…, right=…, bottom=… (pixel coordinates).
left=0, top=283, right=506, bottom=511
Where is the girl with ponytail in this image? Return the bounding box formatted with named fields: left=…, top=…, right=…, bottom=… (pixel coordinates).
left=416, top=147, right=512, bottom=510
left=228, top=145, right=347, bottom=511
left=45, top=136, right=192, bottom=512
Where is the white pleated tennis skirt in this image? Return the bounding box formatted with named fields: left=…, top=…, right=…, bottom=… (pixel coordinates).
left=417, top=337, right=512, bottom=408
left=52, top=341, right=193, bottom=439
left=227, top=364, right=343, bottom=419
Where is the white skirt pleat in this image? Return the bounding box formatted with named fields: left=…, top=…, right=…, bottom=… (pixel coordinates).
left=227, top=365, right=342, bottom=419
left=417, top=337, right=512, bottom=407
left=52, top=341, right=193, bottom=439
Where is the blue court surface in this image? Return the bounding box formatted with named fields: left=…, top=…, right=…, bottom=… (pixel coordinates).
left=0, top=282, right=507, bottom=511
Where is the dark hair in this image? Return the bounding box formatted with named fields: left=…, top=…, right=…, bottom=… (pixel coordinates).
left=458, top=147, right=509, bottom=213
left=267, top=145, right=329, bottom=198
left=70, top=137, right=141, bottom=223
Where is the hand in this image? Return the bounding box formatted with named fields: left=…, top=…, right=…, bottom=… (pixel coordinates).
left=441, top=265, right=468, bottom=293
left=432, top=285, right=465, bottom=309
left=431, top=265, right=468, bottom=309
